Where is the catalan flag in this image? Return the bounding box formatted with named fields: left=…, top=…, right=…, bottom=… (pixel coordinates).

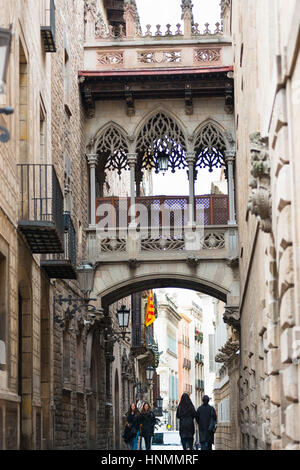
left=145, top=290, right=156, bottom=327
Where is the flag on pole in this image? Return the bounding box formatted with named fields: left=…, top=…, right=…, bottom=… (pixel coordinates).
left=145, top=290, right=156, bottom=327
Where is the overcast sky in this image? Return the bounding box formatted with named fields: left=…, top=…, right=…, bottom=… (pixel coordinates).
left=136, top=0, right=221, bottom=32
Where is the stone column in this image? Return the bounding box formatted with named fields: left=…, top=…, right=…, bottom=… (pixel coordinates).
left=87, top=154, right=98, bottom=226
left=225, top=149, right=237, bottom=225
left=127, top=153, right=137, bottom=226
left=186, top=151, right=196, bottom=226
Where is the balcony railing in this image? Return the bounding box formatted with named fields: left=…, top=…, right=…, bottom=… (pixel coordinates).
left=195, top=353, right=204, bottom=365
left=132, top=324, right=155, bottom=352
left=183, top=358, right=191, bottom=370
left=41, top=212, right=77, bottom=280
left=184, top=384, right=192, bottom=394
left=41, top=0, right=56, bottom=53
left=196, top=380, right=205, bottom=391
left=96, top=195, right=229, bottom=230
left=18, top=164, right=64, bottom=253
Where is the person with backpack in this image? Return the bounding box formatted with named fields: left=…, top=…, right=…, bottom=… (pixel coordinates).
left=176, top=393, right=197, bottom=450
left=196, top=395, right=217, bottom=450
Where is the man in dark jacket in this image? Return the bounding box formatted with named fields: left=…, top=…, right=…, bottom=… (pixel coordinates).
left=196, top=395, right=217, bottom=450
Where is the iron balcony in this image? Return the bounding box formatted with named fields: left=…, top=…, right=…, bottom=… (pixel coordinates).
left=18, top=164, right=64, bottom=254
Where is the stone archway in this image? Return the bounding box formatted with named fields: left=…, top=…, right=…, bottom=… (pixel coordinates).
left=94, top=261, right=239, bottom=313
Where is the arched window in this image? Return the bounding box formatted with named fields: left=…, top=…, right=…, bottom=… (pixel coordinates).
left=194, top=122, right=227, bottom=173
left=96, top=125, right=129, bottom=176
left=136, top=112, right=187, bottom=173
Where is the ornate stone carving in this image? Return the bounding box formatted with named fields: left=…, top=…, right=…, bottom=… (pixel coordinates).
left=97, top=51, right=124, bottom=66
left=215, top=338, right=240, bottom=363
left=181, top=0, right=194, bottom=22
left=95, top=10, right=108, bottom=38
left=141, top=236, right=185, bottom=252
left=194, top=48, right=221, bottom=63
left=221, top=0, right=231, bottom=16
left=248, top=132, right=272, bottom=233
left=194, top=122, right=227, bottom=173
left=223, top=306, right=240, bottom=330
left=96, top=125, right=129, bottom=175
left=202, top=232, right=226, bottom=250
left=138, top=50, right=181, bottom=64
left=84, top=0, right=97, bottom=20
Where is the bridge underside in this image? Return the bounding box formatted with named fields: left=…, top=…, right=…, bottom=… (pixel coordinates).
left=93, top=259, right=239, bottom=309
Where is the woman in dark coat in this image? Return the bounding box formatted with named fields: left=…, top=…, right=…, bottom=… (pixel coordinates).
left=196, top=395, right=217, bottom=450
left=176, top=393, right=197, bottom=450
left=125, top=403, right=140, bottom=450
left=138, top=402, right=156, bottom=450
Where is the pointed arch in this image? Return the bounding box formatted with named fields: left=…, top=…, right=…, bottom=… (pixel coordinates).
left=135, top=110, right=188, bottom=174
left=194, top=120, right=228, bottom=173
left=95, top=122, right=129, bottom=175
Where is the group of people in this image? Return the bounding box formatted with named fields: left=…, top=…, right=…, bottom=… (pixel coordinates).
left=176, top=394, right=217, bottom=451
left=123, top=401, right=156, bottom=451
left=123, top=394, right=217, bottom=451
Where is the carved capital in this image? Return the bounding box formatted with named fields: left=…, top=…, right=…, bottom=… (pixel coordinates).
left=186, top=151, right=196, bottom=166
left=127, top=153, right=138, bottom=166
left=248, top=133, right=272, bottom=233
left=87, top=153, right=98, bottom=168
left=223, top=306, right=240, bottom=330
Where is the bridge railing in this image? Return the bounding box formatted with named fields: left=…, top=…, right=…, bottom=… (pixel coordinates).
left=95, top=194, right=229, bottom=231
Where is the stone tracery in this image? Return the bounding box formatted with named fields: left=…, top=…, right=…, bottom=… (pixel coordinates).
left=194, top=122, right=227, bottom=173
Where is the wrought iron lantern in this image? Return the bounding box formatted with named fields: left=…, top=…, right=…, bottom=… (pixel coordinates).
left=157, top=153, right=169, bottom=174
left=146, top=365, right=154, bottom=383
left=117, top=305, right=130, bottom=330
left=0, top=25, right=12, bottom=94
left=156, top=396, right=163, bottom=409
left=77, top=261, right=94, bottom=297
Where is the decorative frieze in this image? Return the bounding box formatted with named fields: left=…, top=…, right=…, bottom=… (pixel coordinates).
left=194, top=48, right=222, bottom=64
left=97, top=51, right=124, bottom=66
left=248, top=133, right=272, bottom=233
left=138, top=50, right=182, bottom=64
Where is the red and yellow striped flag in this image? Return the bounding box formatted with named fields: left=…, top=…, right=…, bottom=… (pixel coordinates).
left=145, top=290, right=156, bottom=327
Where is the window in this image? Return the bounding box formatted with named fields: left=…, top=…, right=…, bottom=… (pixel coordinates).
left=40, top=104, right=47, bottom=163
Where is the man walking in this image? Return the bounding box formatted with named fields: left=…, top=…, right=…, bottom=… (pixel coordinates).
left=196, top=395, right=217, bottom=450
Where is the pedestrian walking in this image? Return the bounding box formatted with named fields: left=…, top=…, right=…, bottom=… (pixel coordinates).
left=123, top=403, right=140, bottom=450
left=176, top=393, right=197, bottom=450
left=138, top=402, right=156, bottom=450
left=196, top=395, right=217, bottom=451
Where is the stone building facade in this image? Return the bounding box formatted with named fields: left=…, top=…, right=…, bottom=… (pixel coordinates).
left=231, top=0, right=300, bottom=450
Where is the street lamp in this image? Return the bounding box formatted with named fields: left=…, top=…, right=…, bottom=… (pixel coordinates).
left=0, top=25, right=13, bottom=143
left=156, top=396, right=163, bottom=410
left=77, top=261, right=95, bottom=298
left=117, top=305, right=130, bottom=330
left=146, top=366, right=154, bottom=383
left=0, top=25, right=12, bottom=94
left=54, top=262, right=102, bottom=329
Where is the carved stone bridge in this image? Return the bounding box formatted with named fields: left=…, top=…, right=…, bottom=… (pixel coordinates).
left=86, top=194, right=240, bottom=317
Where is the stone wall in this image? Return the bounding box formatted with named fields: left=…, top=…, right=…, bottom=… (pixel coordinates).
left=232, top=0, right=300, bottom=450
